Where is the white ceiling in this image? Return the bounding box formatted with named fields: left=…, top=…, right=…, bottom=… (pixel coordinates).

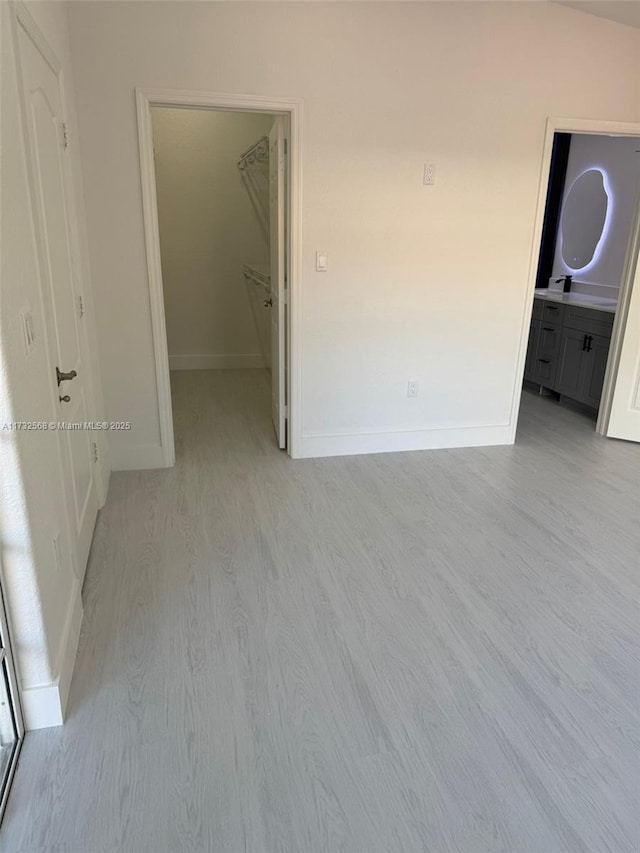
left=553, top=1, right=640, bottom=29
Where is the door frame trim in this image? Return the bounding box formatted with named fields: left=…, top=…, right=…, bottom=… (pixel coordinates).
left=597, top=187, right=640, bottom=435
left=0, top=567, right=24, bottom=821
left=511, top=116, right=640, bottom=440
left=135, top=88, right=303, bottom=464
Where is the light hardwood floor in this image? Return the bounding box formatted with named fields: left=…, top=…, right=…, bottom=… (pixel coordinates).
left=2, top=371, right=639, bottom=853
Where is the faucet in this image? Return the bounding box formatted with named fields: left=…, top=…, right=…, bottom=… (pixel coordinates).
left=555, top=275, right=573, bottom=293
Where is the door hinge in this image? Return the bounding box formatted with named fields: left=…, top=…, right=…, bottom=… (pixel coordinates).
left=62, top=122, right=69, bottom=149
left=284, top=404, right=289, bottom=418
left=91, top=442, right=99, bottom=463
left=78, top=295, right=85, bottom=318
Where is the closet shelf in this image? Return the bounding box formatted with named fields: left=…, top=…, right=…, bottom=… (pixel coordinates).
left=237, top=136, right=269, bottom=171
left=243, top=264, right=271, bottom=293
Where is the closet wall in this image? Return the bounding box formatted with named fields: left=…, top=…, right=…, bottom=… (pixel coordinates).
left=151, top=108, right=273, bottom=369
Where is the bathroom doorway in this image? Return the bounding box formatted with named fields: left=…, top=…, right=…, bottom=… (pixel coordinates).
left=514, top=119, right=640, bottom=442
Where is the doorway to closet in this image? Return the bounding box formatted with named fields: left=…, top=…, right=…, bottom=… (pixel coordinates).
left=150, top=106, right=286, bottom=451
left=137, top=91, right=298, bottom=464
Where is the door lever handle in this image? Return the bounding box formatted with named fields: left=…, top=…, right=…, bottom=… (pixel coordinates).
left=56, top=367, right=77, bottom=386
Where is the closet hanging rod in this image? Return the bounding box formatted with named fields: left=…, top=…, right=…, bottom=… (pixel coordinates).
left=243, top=264, right=271, bottom=292
left=237, top=136, right=269, bottom=171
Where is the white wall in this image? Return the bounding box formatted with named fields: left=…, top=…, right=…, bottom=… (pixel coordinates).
left=0, top=1, right=106, bottom=728
left=151, top=108, right=273, bottom=370
left=553, top=134, right=640, bottom=293
left=67, top=1, right=640, bottom=464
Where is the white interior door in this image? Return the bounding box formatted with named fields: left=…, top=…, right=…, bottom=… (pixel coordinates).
left=606, top=252, right=640, bottom=442
left=269, top=117, right=286, bottom=448
left=17, top=24, right=99, bottom=577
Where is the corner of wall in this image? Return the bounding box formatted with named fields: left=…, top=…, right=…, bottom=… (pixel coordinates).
left=110, top=442, right=170, bottom=472
left=20, top=578, right=83, bottom=730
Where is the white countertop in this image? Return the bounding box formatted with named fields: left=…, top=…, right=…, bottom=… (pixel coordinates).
left=534, top=290, right=617, bottom=314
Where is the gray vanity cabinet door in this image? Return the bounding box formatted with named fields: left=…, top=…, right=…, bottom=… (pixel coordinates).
left=582, top=334, right=610, bottom=409
left=540, top=302, right=564, bottom=325
left=556, top=327, right=587, bottom=400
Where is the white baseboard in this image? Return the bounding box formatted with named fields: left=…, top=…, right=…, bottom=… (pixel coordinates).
left=169, top=354, right=266, bottom=370
left=97, top=464, right=112, bottom=508
left=96, top=441, right=111, bottom=507
left=110, top=442, right=168, bottom=471
left=295, top=423, right=513, bottom=459
left=20, top=581, right=83, bottom=730
left=111, top=425, right=511, bottom=467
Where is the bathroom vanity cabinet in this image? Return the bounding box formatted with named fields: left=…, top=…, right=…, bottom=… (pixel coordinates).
left=524, top=297, right=614, bottom=410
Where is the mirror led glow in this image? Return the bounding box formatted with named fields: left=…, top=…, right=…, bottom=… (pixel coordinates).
left=560, top=168, right=612, bottom=272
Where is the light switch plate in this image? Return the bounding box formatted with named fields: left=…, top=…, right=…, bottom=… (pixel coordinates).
left=423, top=163, right=436, bottom=186
left=316, top=251, right=328, bottom=272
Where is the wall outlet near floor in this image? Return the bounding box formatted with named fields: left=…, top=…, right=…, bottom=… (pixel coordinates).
left=407, top=380, right=419, bottom=398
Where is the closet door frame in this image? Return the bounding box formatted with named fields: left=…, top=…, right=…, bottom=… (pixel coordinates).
left=135, top=88, right=303, bottom=464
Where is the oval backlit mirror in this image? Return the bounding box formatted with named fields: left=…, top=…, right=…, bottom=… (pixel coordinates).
left=560, top=169, right=609, bottom=270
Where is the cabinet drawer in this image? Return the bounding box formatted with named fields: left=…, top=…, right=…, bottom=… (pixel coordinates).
left=537, top=322, right=562, bottom=358
left=531, top=298, right=544, bottom=320
left=532, top=355, right=557, bottom=388
left=563, top=305, right=614, bottom=338
left=540, top=301, right=565, bottom=324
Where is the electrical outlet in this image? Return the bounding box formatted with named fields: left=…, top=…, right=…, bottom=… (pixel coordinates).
left=423, top=163, right=436, bottom=186
left=407, top=381, right=419, bottom=398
